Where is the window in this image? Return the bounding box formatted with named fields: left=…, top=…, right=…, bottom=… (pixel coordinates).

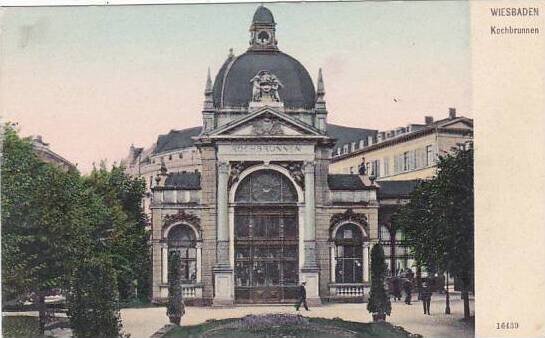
left=403, top=152, right=410, bottom=171
left=335, top=224, right=364, bottom=284
left=235, top=170, right=297, bottom=204
left=426, top=145, right=434, bottom=166
left=168, top=225, right=197, bottom=283
left=343, top=144, right=349, bottom=154
left=351, top=142, right=356, bottom=152
left=383, top=157, right=390, bottom=176
left=359, top=140, right=364, bottom=149
left=371, top=160, right=380, bottom=177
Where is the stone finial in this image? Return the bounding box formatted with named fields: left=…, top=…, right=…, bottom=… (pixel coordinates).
left=203, top=67, right=214, bottom=111
left=228, top=48, right=234, bottom=58
left=204, top=67, right=213, bottom=95
left=316, top=68, right=325, bottom=99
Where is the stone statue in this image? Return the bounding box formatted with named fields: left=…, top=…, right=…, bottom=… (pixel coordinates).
left=358, top=156, right=366, bottom=176
left=250, top=70, right=283, bottom=102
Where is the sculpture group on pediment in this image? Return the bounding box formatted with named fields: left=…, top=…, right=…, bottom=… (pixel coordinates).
left=250, top=70, right=283, bottom=103
left=251, top=117, right=284, bottom=136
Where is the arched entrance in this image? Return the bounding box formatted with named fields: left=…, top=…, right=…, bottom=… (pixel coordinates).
left=233, top=169, right=299, bottom=303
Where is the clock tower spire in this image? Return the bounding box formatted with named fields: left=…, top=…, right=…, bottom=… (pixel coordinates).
left=249, top=5, right=278, bottom=51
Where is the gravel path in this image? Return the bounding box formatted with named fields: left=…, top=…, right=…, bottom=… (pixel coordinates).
left=121, top=292, right=474, bottom=338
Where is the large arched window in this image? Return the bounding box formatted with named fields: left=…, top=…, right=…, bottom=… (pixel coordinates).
left=167, top=224, right=197, bottom=283
left=235, top=169, right=297, bottom=204
left=335, top=223, right=364, bottom=284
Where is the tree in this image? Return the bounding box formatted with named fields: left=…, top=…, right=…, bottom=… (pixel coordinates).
left=1, top=124, right=102, bottom=333
left=393, top=147, right=474, bottom=320
left=367, top=243, right=391, bottom=321
left=167, top=251, right=185, bottom=325
left=84, top=165, right=151, bottom=302
left=67, top=257, right=127, bottom=338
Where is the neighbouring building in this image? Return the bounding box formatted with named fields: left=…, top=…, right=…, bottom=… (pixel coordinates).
left=330, top=109, right=473, bottom=274
left=32, top=135, right=77, bottom=172
left=123, top=6, right=472, bottom=305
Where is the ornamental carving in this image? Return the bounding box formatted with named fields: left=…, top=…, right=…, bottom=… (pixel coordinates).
left=276, top=161, right=305, bottom=189
left=162, top=210, right=201, bottom=232
left=250, top=70, right=283, bottom=103
left=228, top=161, right=255, bottom=188
left=251, top=117, right=284, bottom=136
left=330, top=209, right=368, bottom=236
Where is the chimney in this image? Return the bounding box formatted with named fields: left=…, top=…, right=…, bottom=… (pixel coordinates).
left=425, top=116, right=434, bottom=125
left=449, top=107, right=456, bottom=119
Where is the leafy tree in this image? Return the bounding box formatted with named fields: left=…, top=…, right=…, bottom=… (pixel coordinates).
left=367, top=243, right=391, bottom=321
left=393, top=147, right=474, bottom=320
left=167, top=251, right=185, bottom=325
left=84, top=165, right=151, bottom=302
left=1, top=124, right=103, bottom=333
left=67, top=256, right=127, bottom=338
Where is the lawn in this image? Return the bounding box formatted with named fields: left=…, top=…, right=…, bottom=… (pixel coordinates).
left=163, top=314, right=420, bottom=338
left=1, top=316, right=52, bottom=338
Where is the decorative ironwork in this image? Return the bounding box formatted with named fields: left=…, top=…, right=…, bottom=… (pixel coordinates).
left=235, top=169, right=297, bottom=203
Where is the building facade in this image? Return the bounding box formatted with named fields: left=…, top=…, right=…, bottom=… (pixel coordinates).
left=123, top=6, right=472, bottom=305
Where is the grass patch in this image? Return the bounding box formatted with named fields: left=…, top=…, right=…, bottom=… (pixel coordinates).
left=2, top=316, right=52, bottom=338
left=163, top=314, right=420, bottom=338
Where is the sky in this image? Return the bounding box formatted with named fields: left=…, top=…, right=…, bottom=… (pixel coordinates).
left=0, top=1, right=471, bottom=173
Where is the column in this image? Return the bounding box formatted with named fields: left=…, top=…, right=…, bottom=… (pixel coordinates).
left=196, top=242, right=202, bottom=283
left=213, top=161, right=234, bottom=306
left=330, top=243, right=336, bottom=283
left=216, top=161, right=230, bottom=266
left=303, top=161, right=317, bottom=269
left=300, top=161, right=321, bottom=305
left=363, top=242, right=370, bottom=283
left=162, top=246, right=168, bottom=284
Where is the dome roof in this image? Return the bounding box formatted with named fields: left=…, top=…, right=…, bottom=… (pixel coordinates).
left=212, top=50, right=316, bottom=109
left=253, top=6, right=275, bottom=24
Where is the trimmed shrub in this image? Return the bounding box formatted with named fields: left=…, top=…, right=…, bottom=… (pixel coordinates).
left=167, top=251, right=185, bottom=325
left=367, top=243, right=391, bottom=321
left=67, top=257, right=127, bottom=338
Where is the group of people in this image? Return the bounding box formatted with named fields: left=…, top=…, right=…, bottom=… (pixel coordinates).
left=295, top=269, right=433, bottom=316
left=390, top=268, right=433, bottom=315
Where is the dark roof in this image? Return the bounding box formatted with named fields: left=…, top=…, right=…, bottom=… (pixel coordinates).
left=213, top=50, right=316, bottom=110
left=154, top=126, right=202, bottom=154
left=377, top=180, right=420, bottom=199
left=253, top=6, right=275, bottom=24
left=327, top=124, right=378, bottom=152
left=164, top=172, right=201, bottom=190
left=328, top=174, right=367, bottom=190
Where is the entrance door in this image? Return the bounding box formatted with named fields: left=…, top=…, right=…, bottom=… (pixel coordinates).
left=233, top=170, right=299, bottom=303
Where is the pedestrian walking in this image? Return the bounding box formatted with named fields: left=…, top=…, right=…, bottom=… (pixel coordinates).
left=422, top=281, right=432, bottom=315
left=295, top=281, right=309, bottom=311
left=403, top=278, right=413, bottom=305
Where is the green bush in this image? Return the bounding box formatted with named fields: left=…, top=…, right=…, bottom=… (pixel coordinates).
left=67, top=257, right=127, bottom=338
left=167, top=251, right=185, bottom=325
left=367, top=244, right=391, bottom=320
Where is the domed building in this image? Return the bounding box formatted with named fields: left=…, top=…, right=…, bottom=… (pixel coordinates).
left=125, top=6, right=384, bottom=305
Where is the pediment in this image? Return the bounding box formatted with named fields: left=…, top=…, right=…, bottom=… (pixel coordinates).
left=209, top=107, right=325, bottom=138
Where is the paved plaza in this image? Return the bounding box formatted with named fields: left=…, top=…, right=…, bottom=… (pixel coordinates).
left=121, top=292, right=474, bottom=338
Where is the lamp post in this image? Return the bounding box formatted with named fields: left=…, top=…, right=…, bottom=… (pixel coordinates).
left=445, top=270, right=451, bottom=314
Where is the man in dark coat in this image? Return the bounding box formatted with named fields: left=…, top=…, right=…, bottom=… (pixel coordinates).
left=403, top=278, right=413, bottom=305
left=392, top=277, right=402, bottom=301
left=295, top=281, right=309, bottom=311
left=422, top=281, right=432, bottom=315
